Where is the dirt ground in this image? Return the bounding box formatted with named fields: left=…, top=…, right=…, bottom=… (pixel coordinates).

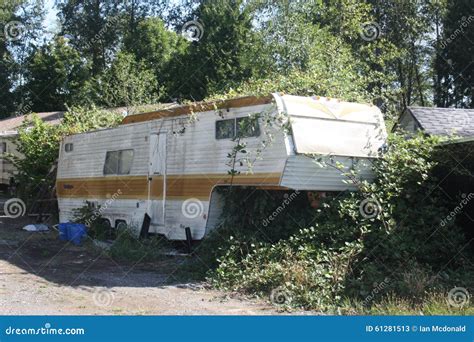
left=0, top=216, right=277, bottom=315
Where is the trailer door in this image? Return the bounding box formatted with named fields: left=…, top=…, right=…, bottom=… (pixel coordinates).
left=148, top=133, right=167, bottom=225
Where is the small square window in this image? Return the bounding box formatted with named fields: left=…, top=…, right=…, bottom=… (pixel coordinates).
left=104, top=149, right=134, bottom=175
left=237, top=117, right=260, bottom=138
left=65, top=143, right=73, bottom=152
left=118, top=149, right=134, bottom=174
left=104, top=151, right=120, bottom=174
left=216, top=119, right=235, bottom=139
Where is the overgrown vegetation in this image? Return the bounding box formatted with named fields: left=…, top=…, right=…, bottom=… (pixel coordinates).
left=72, top=202, right=169, bottom=262
left=193, top=133, right=474, bottom=313
left=1, top=1, right=472, bottom=120
left=108, top=227, right=169, bottom=262
left=2, top=0, right=472, bottom=316
left=72, top=202, right=111, bottom=241
left=10, top=106, right=122, bottom=202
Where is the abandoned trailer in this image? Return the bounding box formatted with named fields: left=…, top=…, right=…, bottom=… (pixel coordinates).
left=56, top=94, right=387, bottom=240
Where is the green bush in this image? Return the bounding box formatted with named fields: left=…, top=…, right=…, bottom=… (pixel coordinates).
left=198, top=133, right=474, bottom=312
left=11, top=106, right=122, bottom=201
left=108, top=226, right=168, bottom=262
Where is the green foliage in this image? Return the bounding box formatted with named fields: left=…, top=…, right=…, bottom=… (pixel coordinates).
left=108, top=226, right=168, bottom=262
left=0, top=0, right=468, bottom=116
left=81, top=52, right=160, bottom=114
left=24, top=37, right=90, bottom=111
left=11, top=106, right=121, bottom=198
left=60, top=105, right=123, bottom=134
left=434, top=0, right=473, bottom=107
left=174, top=0, right=257, bottom=100
left=12, top=114, right=63, bottom=200
left=123, top=17, right=189, bottom=99
left=200, top=133, right=474, bottom=311
left=212, top=228, right=363, bottom=310
left=194, top=188, right=314, bottom=271
left=0, top=0, right=27, bottom=117
left=343, top=291, right=474, bottom=315
left=208, top=24, right=371, bottom=103
left=57, top=0, right=121, bottom=76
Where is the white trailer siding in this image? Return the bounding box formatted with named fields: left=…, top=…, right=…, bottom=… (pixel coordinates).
left=57, top=101, right=288, bottom=239
left=280, top=155, right=374, bottom=191
left=56, top=94, right=387, bottom=240
left=0, top=134, right=20, bottom=186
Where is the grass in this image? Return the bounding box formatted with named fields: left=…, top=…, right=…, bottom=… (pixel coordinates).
left=340, top=293, right=474, bottom=315
left=107, top=229, right=171, bottom=262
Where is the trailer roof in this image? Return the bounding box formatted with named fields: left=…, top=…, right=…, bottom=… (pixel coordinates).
left=121, top=95, right=274, bottom=125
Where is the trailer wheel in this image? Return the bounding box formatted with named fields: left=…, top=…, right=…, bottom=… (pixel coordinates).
left=115, top=220, right=127, bottom=229
left=98, top=218, right=112, bottom=239
left=115, top=220, right=128, bottom=239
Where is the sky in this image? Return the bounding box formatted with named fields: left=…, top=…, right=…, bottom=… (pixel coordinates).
left=44, top=0, right=59, bottom=33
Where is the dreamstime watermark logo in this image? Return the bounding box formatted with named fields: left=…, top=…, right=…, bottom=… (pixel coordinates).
left=93, top=288, right=115, bottom=307
left=360, top=22, right=381, bottom=41
left=262, top=191, right=300, bottom=227
left=440, top=15, right=474, bottom=49
left=362, top=277, right=390, bottom=306
left=182, top=198, right=204, bottom=219
left=270, top=287, right=292, bottom=306
left=5, top=322, right=85, bottom=336
left=440, top=193, right=473, bottom=227
left=3, top=198, right=26, bottom=218
left=15, top=101, right=33, bottom=117
left=181, top=20, right=204, bottom=42
left=84, top=189, right=122, bottom=227
left=3, top=21, right=26, bottom=41
left=359, top=197, right=382, bottom=219
left=447, top=287, right=470, bottom=308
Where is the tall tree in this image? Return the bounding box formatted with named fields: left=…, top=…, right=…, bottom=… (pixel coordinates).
left=123, top=17, right=188, bottom=100
left=211, top=0, right=371, bottom=102
left=0, top=1, right=16, bottom=117
left=173, top=0, right=257, bottom=101
left=57, top=0, right=121, bottom=76
left=23, top=37, right=90, bottom=111
left=118, top=0, right=168, bottom=40
left=81, top=52, right=159, bottom=114
left=367, top=0, right=437, bottom=110
left=434, top=0, right=473, bottom=108
left=0, top=0, right=44, bottom=117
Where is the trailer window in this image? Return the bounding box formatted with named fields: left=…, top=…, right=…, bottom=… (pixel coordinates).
left=216, top=119, right=235, bottom=139
left=216, top=117, right=260, bottom=140
left=237, top=117, right=260, bottom=138
left=119, top=149, right=134, bottom=174
left=104, top=149, right=134, bottom=175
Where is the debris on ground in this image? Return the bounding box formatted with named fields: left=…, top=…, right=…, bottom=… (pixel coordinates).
left=22, top=224, right=49, bottom=232
left=93, top=239, right=113, bottom=251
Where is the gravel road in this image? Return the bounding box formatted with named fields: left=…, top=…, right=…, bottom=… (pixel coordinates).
left=0, top=216, right=277, bottom=315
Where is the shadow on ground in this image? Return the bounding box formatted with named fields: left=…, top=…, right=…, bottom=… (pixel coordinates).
left=0, top=216, right=192, bottom=288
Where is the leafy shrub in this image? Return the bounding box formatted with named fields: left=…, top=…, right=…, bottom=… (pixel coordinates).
left=192, top=187, right=316, bottom=273
left=108, top=225, right=168, bottom=262
left=11, top=114, right=63, bottom=201
left=11, top=106, right=121, bottom=200
left=198, top=133, right=474, bottom=312
left=212, top=227, right=363, bottom=310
